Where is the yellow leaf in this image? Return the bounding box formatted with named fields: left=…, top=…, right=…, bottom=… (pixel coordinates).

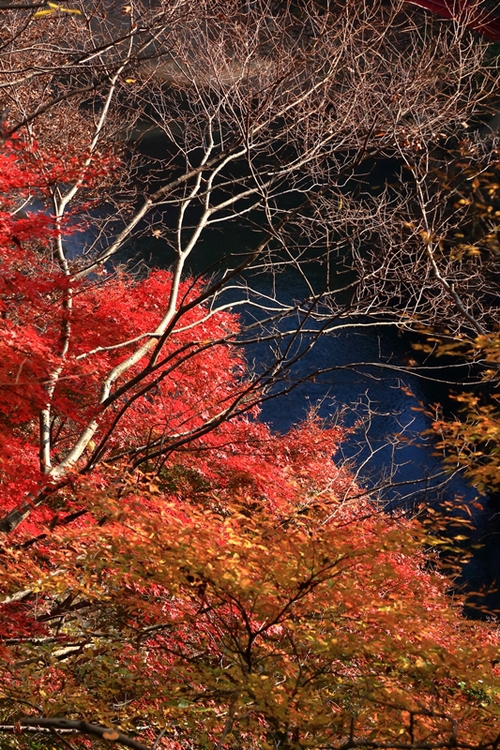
left=33, top=2, right=81, bottom=17
left=33, top=8, right=56, bottom=16
left=125, top=78, right=137, bottom=84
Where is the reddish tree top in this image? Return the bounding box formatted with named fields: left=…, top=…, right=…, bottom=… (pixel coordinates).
left=406, top=0, right=500, bottom=40
left=1, top=130, right=500, bottom=750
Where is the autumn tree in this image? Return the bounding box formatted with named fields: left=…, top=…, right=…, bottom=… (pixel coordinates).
left=2, top=417, right=500, bottom=750
left=0, top=151, right=499, bottom=745
left=406, top=0, right=500, bottom=40
left=424, top=155, right=500, bottom=495
left=1, top=7, right=500, bottom=748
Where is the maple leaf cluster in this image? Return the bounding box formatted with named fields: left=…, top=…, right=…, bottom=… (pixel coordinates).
left=0, top=137, right=499, bottom=750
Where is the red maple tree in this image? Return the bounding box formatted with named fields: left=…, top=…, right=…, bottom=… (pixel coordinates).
left=0, top=136, right=500, bottom=750
left=405, top=0, right=500, bottom=40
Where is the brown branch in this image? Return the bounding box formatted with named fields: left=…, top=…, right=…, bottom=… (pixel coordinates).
left=0, top=718, right=151, bottom=750
left=0, top=3, right=46, bottom=8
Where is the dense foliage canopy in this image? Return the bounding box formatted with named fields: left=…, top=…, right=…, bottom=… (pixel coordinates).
left=1, top=133, right=500, bottom=750
left=2, top=0, right=500, bottom=746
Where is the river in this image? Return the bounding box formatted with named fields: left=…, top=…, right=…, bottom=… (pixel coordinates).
left=134, top=203, right=500, bottom=615
left=68, top=112, right=500, bottom=615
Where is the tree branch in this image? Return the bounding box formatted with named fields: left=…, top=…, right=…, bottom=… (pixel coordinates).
left=0, top=718, right=151, bottom=750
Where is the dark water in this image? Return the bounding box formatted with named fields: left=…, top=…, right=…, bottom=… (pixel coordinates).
left=126, top=228, right=475, bottom=501
left=67, top=145, right=499, bottom=614
left=126, top=223, right=500, bottom=614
